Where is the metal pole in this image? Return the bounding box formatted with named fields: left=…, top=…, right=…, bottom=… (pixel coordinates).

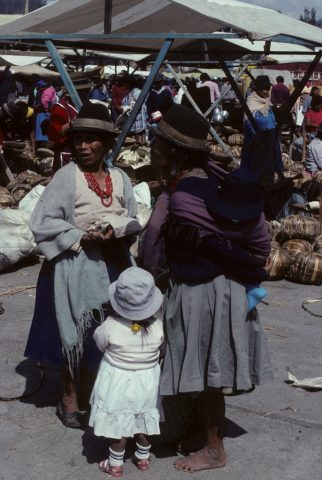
left=204, top=64, right=248, bottom=118
left=0, top=148, right=14, bottom=183
left=104, top=0, right=113, bottom=34
left=111, top=37, right=174, bottom=163
left=45, top=40, right=82, bottom=112
left=276, top=50, right=322, bottom=131
left=25, top=0, right=29, bottom=15
left=216, top=51, right=258, bottom=133
left=166, top=63, right=239, bottom=166
left=0, top=65, right=10, bottom=87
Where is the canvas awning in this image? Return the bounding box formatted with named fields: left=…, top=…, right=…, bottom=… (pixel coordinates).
left=0, top=0, right=321, bottom=55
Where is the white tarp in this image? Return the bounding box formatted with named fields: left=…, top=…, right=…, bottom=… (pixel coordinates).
left=251, top=69, right=293, bottom=85
left=0, top=0, right=321, bottom=55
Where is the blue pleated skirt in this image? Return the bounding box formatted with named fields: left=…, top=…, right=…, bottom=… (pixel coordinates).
left=24, top=244, right=125, bottom=370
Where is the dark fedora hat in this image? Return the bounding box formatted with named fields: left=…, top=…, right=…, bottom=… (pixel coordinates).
left=73, top=102, right=118, bottom=136
left=254, top=75, right=272, bottom=88
left=149, top=104, right=210, bottom=152
left=205, top=168, right=264, bottom=220
left=154, top=73, right=164, bottom=83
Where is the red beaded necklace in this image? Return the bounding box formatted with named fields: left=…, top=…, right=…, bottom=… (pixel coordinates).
left=169, top=170, right=185, bottom=196
left=84, top=171, right=113, bottom=207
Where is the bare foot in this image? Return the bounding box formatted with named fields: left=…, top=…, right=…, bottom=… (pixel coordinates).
left=174, top=444, right=226, bottom=473
left=176, top=430, right=207, bottom=452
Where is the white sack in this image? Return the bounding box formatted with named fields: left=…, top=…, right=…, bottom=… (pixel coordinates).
left=0, top=234, right=39, bottom=272
left=18, top=185, right=46, bottom=212
left=0, top=209, right=35, bottom=244
left=133, top=182, right=151, bottom=209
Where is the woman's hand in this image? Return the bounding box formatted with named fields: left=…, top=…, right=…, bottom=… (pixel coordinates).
left=81, top=225, right=114, bottom=244
left=263, top=256, right=273, bottom=273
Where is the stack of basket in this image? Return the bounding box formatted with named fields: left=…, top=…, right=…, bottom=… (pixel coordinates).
left=266, top=214, right=322, bottom=285
left=207, top=127, right=243, bottom=172
left=36, top=141, right=55, bottom=177
left=0, top=171, right=49, bottom=208
left=2, top=140, right=37, bottom=174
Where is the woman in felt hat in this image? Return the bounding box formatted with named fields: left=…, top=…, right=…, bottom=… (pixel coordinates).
left=25, top=103, right=142, bottom=428
left=240, top=75, right=283, bottom=186
left=139, top=104, right=273, bottom=473
left=90, top=266, right=164, bottom=477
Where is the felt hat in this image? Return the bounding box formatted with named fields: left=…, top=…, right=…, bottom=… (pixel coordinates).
left=154, top=73, right=164, bottom=83
left=108, top=267, right=163, bottom=321
left=30, top=74, right=41, bottom=82
left=254, top=75, right=272, bottom=88
left=73, top=102, right=118, bottom=136
left=2, top=102, right=19, bottom=118
left=205, top=168, right=264, bottom=221
left=149, top=104, right=210, bottom=152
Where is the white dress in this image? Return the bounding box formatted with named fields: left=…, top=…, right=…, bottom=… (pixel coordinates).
left=89, top=315, right=164, bottom=439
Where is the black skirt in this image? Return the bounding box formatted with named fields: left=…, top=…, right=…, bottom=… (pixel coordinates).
left=24, top=242, right=126, bottom=370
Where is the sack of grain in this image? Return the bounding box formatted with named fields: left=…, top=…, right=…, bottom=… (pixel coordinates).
left=11, top=185, right=32, bottom=205
left=280, top=214, right=320, bottom=240
left=39, top=157, right=54, bottom=176
left=0, top=234, right=39, bottom=272
left=267, top=249, right=293, bottom=281
left=289, top=252, right=322, bottom=285
left=6, top=171, right=41, bottom=191
left=227, top=134, right=244, bottom=146
left=282, top=239, right=313, bottom=256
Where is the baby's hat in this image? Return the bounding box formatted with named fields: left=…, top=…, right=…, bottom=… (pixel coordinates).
left=108, top=267, right=163, bottom=321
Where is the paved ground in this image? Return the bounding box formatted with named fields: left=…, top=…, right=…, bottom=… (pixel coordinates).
left=0, top=258, right=321, bottom=480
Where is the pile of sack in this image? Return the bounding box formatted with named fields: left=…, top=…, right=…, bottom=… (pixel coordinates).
left=0, top=171, right=49, bottom=208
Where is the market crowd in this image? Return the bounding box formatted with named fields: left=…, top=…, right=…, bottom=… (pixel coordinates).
left=0, top=66, right=321, bottom=476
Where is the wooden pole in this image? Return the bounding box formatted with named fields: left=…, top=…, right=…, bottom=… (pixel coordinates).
left=0, top=148, right=14, bottom=183
left=302, top=114, right=307, bottom=163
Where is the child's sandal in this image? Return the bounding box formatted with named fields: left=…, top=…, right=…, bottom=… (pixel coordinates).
left=99, top=459, right=123, bottom=477
left=131, top=455, right=150, bottom=471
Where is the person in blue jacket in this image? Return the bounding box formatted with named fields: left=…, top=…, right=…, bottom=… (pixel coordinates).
left=241, top=75, right=283, bottom=175
left=87, top=79, right=109, bottom=103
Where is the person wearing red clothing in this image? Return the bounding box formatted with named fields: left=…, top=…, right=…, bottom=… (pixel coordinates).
left=47, top=91, right=78, bottom=175
left=111, top=76, right=129, bottom=122
left=306, top=96, right=322, bottom=133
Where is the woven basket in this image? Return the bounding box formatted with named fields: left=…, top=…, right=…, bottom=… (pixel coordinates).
left=39, top=157, right=54, bottom=177
left=230, top=146, right=242, bottom=158
left=282, top=239, right=313, bottom=257
left=3, top=140, right=25, bottom=150
left=209, top=151, right=232, bottom=163
left=223, top=126, right=240, bottom=136
left=289, top=252, right=322, bottom=285
left=6, top=171, right=41, bottom=191
left=293, top=176, right=312, bottom=189
left=0, top=187, right=13, bottom=208
left=271, top=241, right=281, bottom=253
left=313, top=170, right=322, bottom=184
left=267, top=249, right=293, bottom=281
left=301, top=180, right=322, bottom=202
left=11, top=184, right=32, bottom=205
left=313, top=235, right=322, bottom=254
left=37, top=148, right=55, bottom=159
left=280, top=214, right=320, bottom=241
left=227, top=134, right=244, bottom=146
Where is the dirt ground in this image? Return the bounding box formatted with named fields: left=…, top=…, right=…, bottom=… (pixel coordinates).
left=0, top=257, right=321, bottom=480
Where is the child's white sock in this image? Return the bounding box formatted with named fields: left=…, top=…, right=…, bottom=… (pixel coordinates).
left=109, top=447, right=125, bottom=466
left=135, top=443, right=151, bottom=460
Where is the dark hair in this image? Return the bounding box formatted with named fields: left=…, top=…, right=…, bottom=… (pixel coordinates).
left=16, top=101, right=28, bottom=116
left=167, top=144, right=210, bottom=184
left=276, top=76, right=284, bottom=83
left=311, top=86, right=319, bottom=96
left=293, top=79, right=301, bottom=88
left=122, top=74, right=136, bottom=91
left=135, top=77, right=145, bottom=90
left=200, top=73, right=210, bottom=81
left=311, top=95, right=322, bottom=109
left=222, top=77, right=228, bottom=83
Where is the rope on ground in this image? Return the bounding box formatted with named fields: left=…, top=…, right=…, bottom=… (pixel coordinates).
left=0, top=286, right=36, bottom=297
left=302, top=298, right=322, bottom=318
left=0, top=362, right=44, bottom=402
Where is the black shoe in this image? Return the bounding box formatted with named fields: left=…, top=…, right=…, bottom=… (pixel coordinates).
left=56, top=402, right=84, bottom=429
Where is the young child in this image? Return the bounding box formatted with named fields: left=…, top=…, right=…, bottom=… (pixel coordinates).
left=89, top=266, right=164, bottom=477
